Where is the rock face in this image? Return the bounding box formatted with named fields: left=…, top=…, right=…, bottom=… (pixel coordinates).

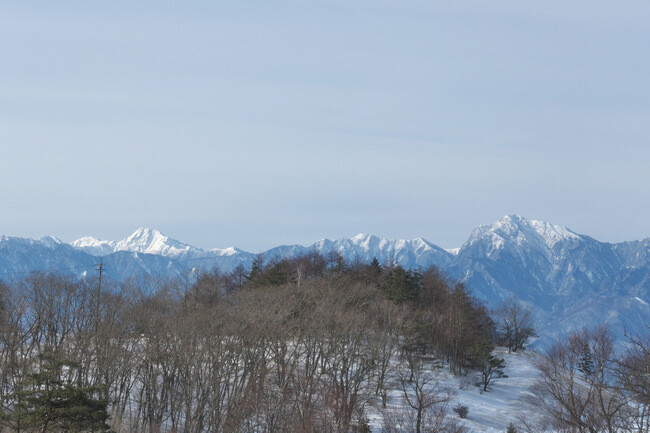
left=1, top=216, right=648, bottom=347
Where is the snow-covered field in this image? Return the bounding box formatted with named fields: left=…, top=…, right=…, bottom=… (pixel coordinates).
left=367, top=349, right=543, bottom=432
left=454, top=350, right=541, bottom=432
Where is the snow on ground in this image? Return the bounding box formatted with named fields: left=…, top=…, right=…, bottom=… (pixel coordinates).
left=367, top=349, right=543, bottom=432
left=455, top=349, right=542, bottom=432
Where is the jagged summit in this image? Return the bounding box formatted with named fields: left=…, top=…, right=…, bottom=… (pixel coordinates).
left=465, top=214, right=582, bottom=252
left=114, top=228, right=203, bottom=257
left=307, top=233, right=453, bottom=269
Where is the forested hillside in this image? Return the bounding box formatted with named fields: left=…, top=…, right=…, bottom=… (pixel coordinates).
left=0, top=253, right=647, bottom=432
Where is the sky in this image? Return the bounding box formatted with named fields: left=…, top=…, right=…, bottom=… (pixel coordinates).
left=1, top=0, right=649, bottom=252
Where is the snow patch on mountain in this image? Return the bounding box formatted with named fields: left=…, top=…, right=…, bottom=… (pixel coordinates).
left=530, top=219, right=581, bottom=248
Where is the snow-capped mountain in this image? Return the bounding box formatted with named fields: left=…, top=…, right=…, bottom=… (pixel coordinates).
left=70, top=236, right=116, bottom=256
left=69, top=230, right=454, bottom=273
left=448, top=215, right=649, bottom=347
left=448, top=215, right=611, bottom=306
left=71, top=228, right=203, bottom=258
left=312, top=233, right=453, bottom=269
left=259, top=234, right=453, bottom=270
left=2, top=216, right=648, bottom=347
left=113, top=227, right=203, bottom=257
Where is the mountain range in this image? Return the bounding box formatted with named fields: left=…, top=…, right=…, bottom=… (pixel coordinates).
left=1, top=215, right=648, bottom=347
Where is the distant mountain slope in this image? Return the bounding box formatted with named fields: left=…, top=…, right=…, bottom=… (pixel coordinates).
left=0, top=235, right=190, bottom=282
left=99, top=251, right=191, bottom=282
left=1, top=216, right=648, bottom=347
left=0, top=235, right=97, bottom=278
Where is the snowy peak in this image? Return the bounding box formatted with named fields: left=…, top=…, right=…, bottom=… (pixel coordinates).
left=464, top=215, right=582, bottom=252
left=71, top=228, right=204, bottom=258
left=70, top=236, right=116, bottom=256
left=349, top=233, right=382, bottom=250
left=464, top=215, right=534, bottom=255
left=114, top=228, right=203, bottom=257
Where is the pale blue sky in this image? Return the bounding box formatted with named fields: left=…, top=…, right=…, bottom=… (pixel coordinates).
left=1, top=1, right=649, bottom=251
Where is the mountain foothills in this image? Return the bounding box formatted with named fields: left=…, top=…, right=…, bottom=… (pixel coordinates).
left=1, top=215, right=648, bottom=346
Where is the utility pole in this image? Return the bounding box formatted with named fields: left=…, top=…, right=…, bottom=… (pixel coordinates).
left=96, top=259, right=104, bottom=293
left=95, top=259, right=104, bottom=329
left=95, top=259, right=104, bottom=298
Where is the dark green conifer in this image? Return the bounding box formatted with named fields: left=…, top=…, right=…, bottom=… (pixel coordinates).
left=578, top=342, right=595, bottom=378
left=1, top=352, right=111, bottom=432
left=381, top=266, right=421, bottom=303
left=470, top=340, right=506, bottom=391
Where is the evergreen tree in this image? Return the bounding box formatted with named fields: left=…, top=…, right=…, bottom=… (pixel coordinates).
left=360, top=257, right=382, bottom=284
left=255, top=260, right=292, bottom=286
left=1, top=352, right=111, bottom=432
left=381, top=266, right=421, bottom=303
left=578, top=341, right=595, bottom=378
left=369, top=257, right=381, bottom=272
left=469, top=340, right=506, bottom=392
left=247, top=254, right=265, bottom=281
left=333, top=253, right=346, bottom=274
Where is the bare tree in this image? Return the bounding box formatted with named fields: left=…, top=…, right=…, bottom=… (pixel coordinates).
left=528, top=326, right=628, bottom=433
left=616, top=331, right=650, bottom=432
left=372, top=302, right=405, bottom=408
left=495, top=297, right=536, bottom=353
left=0, top=254, right=514, bottom=433
left=383, top=357, right=459, bottom=433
